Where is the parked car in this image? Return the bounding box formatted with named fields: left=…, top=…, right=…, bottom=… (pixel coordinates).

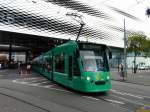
left=145, top=66, right=150, bottom=70
left=138, top=66, right=149, bottom=70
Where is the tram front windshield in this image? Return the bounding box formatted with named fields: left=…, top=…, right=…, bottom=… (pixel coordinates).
left=80, top=50, right=109, bottom=72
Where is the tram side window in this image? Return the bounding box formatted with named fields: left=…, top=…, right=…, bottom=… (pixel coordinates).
left=55, top=54, right=65, bottom=73
left=69, top=56, right=72, bottom=78
left=46, top=58, right=52, bottom=71
left=73, top=58, right=80, bottom=76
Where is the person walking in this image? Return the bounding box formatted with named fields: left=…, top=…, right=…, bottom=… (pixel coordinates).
left=18, top=61, right=21, bottom=74
left=26, top=63, right=31, bottom=74
left=119, top=63, right=125, bottom=81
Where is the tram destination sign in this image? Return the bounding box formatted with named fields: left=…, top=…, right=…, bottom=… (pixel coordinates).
left=79, top=43, right=104, bottom=50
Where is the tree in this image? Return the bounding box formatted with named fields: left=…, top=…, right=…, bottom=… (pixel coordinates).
left=144, top=39, right=150, bottom=57
left=146, top=8, right=150, bottom=17
left=127, top=33, right=146, bottom=73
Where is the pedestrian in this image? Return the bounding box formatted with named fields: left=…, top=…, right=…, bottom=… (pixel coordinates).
left=20, top=63, right=26, bottom=78
left=26, top=63, right=31, bottom=74
left=117, top=65, right=119, bottom=72
left=47, top=64, right=51, bottom=72
left=18, top=62, right=21, bottom=74
left=132, top=64, right=134, bottom=73
left=135, top=64, right=138, bottom=72
left=119, top=63, right=125, bottom=81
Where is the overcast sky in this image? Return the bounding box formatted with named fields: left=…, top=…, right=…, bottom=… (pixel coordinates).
left=83, top=0, right=150, bottom=37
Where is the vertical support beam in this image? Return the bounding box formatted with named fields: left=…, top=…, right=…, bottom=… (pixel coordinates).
left=0, top=31, right=2, bottom=43
left=25, top=51, right=29, bottom=64
left=8, top=35, right=12, bottom=68
left=124, top=19, right=127, bottom=79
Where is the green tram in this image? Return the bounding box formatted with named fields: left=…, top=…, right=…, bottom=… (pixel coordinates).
left=32, top=41, right=112, bottom=92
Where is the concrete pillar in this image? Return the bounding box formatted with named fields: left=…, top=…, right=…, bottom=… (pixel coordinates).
left=8, top=36, right=12, bottom=68
left=25, top=51, right=29, bottom=64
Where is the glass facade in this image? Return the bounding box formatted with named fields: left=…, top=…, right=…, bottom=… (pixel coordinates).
left=109, top=47, right=150, bottom=68
left=109, top=47, right=124, bottom=68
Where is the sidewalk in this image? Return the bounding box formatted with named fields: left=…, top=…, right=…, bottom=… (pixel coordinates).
left=0, top=69, right=40, bottom=80
left=110, top=68, right=150, bottom=86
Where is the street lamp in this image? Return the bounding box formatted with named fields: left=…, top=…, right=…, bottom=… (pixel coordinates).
left=123, top=19, right=127, bottom=80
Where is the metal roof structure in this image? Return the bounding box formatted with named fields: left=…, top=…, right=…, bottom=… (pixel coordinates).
left=0, top=0, right=148, bottom=48
left=0, top=44, right=29, bottom=52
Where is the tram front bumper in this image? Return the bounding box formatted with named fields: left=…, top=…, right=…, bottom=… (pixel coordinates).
left=83, top=79, right=111, bottom=92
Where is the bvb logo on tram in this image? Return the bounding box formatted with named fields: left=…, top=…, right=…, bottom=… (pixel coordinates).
left=96, top=74, right=101, bottom=80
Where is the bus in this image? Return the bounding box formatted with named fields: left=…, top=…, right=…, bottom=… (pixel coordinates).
left=32, top=41, right=112, bottom=92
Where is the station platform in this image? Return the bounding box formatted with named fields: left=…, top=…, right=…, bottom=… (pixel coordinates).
left=0, top=69, right=41, bottom=80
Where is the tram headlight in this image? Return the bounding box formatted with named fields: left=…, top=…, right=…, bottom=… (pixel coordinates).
left=86, top=76, right=91, bottom=81
left=107, top=76, right=110, bottom=80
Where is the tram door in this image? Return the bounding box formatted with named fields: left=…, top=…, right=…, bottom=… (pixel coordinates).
left=51, top=53, right=53, bottom=81
left=69, top=56, right=72, bottom=80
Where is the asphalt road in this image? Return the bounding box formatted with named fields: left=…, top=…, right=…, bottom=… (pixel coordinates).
left=0, top=69, right=150, bottom=112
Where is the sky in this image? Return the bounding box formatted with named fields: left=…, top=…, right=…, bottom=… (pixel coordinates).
left=83, top=0, right=150, bottom=37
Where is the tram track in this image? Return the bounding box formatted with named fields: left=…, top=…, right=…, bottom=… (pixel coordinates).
left=82, top=95, right=133, bottom=112
left=76, top=88, right=150, bottom=112
left=0, top=88, right=51, bottom=112
left=91, top=89, right=150, bottom=112
left=0, top=87, right=88, bottom=112
left=0, top=86, right=136, bottom=112
left=0, top=83, right=129, bottom=112
left=12, top=77, right=150, bottom=112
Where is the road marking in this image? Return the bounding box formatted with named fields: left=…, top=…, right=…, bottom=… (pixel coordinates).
left=111, top=89, right=144, bottom=99
left=13, top=80, right=29, bottom=84
left=21, top=77, right=39, bottom=80
left=104, top=99, right=125, bottom=104
left=29, top=79, right=47, bottom=83
left=20, top=77, right=46, bottom=81
left=13, top=79, right=57, bottom=89
left=13, top=79, right=71, bottom=94
left=112, top=89, right=150, bottom=99
left=112, top=94, right=146, bottom=106
left=43, top=85, right=54, bottom=88
left=139, top=75, right=143, bottom=78
left=123, top=93, right=143, bottom=99
left=82, top=95, right=125, bottom=105
left=13, top=79, right=52, bottom=85
left=12, top=80, right=17, bottom=83
left=82, top=96, right=99, bottom=101
left=32, top=81, right=50, bottom=85
left=48, top=87, right=72, bottom=93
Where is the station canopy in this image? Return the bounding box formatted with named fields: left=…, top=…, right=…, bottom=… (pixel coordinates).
left=0, top=0, right=150, bottom=48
